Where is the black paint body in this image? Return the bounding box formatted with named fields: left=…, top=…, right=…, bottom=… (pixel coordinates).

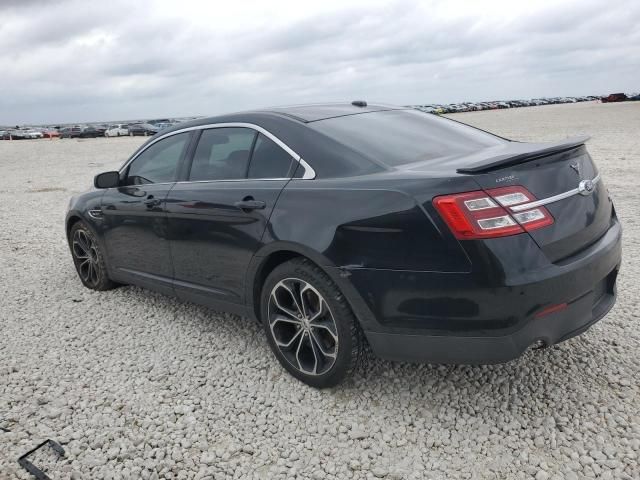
left=66, top=104, right=622, bottom=363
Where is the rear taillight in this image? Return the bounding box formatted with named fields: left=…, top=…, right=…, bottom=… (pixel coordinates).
left=433, top=186, right=553, bottom=240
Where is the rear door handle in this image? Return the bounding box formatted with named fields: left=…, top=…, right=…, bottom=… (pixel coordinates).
left=234, top=198, right=266, bottom=211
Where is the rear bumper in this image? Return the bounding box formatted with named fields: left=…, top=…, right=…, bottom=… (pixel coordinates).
left=336, top=219, right=622, bottom=363
left=366, top=282, right=616, bottom=363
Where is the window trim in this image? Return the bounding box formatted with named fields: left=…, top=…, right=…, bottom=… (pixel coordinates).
left=119, top=122, right=316, bottom=180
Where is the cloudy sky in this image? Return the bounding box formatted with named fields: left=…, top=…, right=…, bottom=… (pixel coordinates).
left=2, top=0, right=639, bottom=124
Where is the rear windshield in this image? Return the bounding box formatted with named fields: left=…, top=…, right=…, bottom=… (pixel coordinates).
left=309, top=109, right=504, bottom=166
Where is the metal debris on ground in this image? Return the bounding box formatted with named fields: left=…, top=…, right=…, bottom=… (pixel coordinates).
left=18, top=439, right=66, bottom=480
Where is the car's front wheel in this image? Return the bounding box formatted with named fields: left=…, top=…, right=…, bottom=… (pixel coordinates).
left=261, top=258, right=364, bottom=388
left=69, top=222, right=117, bottom=291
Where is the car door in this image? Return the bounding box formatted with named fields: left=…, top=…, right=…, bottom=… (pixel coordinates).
left=101, top=131, right=193, bottom=294
left=166, top=127, right=296, bottom=309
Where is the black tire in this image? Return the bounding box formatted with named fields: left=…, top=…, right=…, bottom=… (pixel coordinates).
left=69, top=221, right=117, bottom=291
left=260, top=258, right=364, bottom=388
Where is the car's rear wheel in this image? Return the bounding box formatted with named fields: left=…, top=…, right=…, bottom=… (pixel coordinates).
left=69, top=222, right=117, bottom=291
left=260, top=258, right=364, bottom=388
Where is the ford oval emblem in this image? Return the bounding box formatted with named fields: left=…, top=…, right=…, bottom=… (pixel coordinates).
left=578, top=179, right=594, bottom=196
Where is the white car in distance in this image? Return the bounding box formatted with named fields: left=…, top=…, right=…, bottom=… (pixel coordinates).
left=105, top=124, right=129, bottom=137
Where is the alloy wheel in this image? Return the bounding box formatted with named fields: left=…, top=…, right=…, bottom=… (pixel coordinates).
left=72, top=229, right=100, bottom=286
left=268, top=278, right=339, bottom=376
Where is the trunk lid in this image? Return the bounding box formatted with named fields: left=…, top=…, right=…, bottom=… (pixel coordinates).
left=468, top=141, right=613, bottom=262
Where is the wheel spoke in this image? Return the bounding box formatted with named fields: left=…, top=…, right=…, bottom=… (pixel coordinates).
left=271, top=315, right=302, bottom=327
left=92, top=261, right=100, bottom=283
left=308, top=296, right=328, bottom=323
left=88, top=262, right=95, bottom=284
left=79, top=259, right=90, bottom=280
left=75, top=231, right=91, bottom=252
left=295, top=332, right=318, bottom=375
left=311, top=320, right=338, bottom=339
left=299, top=284, right=317, bottom=320
left=282, top=281, right=304, bottom=318
left=307, top=333, right=320, bottom=374
left=72, top=240, right=88, bottom=257
left=270, top=315, right=303, bottom=348
left=271, top=282, right=303, bottom=319
left=310, top=328, right=337, bottom=359
left=73, top=244, right=89, bottom=259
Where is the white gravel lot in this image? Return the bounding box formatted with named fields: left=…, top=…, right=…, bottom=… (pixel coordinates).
left=1, top=102, right=638, bottom=479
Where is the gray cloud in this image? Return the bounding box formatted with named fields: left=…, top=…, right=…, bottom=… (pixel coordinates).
left=1, top=0, right=638, bottom=124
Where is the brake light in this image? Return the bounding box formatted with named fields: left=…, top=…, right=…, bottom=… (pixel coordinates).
left=433, top=186, right=553, bottom=239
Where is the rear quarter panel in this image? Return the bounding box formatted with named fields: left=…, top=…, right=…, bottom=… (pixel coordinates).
left=264, top=176, right=477, bottom=273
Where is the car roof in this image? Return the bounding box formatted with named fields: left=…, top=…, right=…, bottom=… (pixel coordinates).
left=255, top=102, right=405, bottom=122
left=174, top=102, right=406, bottom=129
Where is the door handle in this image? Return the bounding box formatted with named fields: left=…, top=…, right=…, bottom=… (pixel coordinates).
left=144, top=195, right=162, bottom=208
left=234, top=197, right=266, bottom=211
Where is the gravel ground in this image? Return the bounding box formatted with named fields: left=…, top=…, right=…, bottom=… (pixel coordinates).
left=1, top=102, right=638, bottom=479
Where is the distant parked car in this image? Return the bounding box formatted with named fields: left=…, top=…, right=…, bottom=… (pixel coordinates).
left=92, top=125, right=108, bottom=136
left=628, top=94, right=640, bottom=101
left=80, top=127, right=105, bottom=138
left=60, top=127, right=83, bottom=138
left=601, top=93, right=627, bottom=103
left=41, top=129, right=60, bottom=139
left=9, top=128, right=44, bottom=139
left=60, top=126, right=103, bottom=139
left=0, top=130, right=11, bottom=140
left=128, top=123, right=160, bottom=136
left=105, top=124, right=129, bottom=137
left=7, top=129, right=35, bottom=139
left=148, top=118, right=171, bottom=126
left=154, top=122, right=175, bottom=131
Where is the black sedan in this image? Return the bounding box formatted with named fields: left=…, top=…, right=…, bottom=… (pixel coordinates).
left=60, top=126, right=104, bottom=139
left=65, top=102, right=621, bottom=387
left=128, top=123, right=159, bottom=136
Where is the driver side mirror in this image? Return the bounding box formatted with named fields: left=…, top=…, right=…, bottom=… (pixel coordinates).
left=94, top=171, right=120, bottom=189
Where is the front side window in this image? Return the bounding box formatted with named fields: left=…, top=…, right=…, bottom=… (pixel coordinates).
left=189, top=128, right=256, bottom=181
left=247, top=134, right=294, bottom=179
left=126, top=132, right=190, bottom=185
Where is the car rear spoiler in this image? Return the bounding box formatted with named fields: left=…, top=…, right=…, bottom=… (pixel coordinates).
left=456, top=135, right=590, bottom=174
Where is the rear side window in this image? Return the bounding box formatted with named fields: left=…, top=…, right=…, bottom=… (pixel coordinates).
left=189, top=128, right=256, bottom=181
left=310, top=109, right=504, bottom=166
left=126, top=132, right=190, bottom=185
left=247, top=134, right=294, bottom=179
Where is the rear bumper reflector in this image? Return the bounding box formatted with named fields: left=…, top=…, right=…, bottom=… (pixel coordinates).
left=535, top=303, right=568, bottom=318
